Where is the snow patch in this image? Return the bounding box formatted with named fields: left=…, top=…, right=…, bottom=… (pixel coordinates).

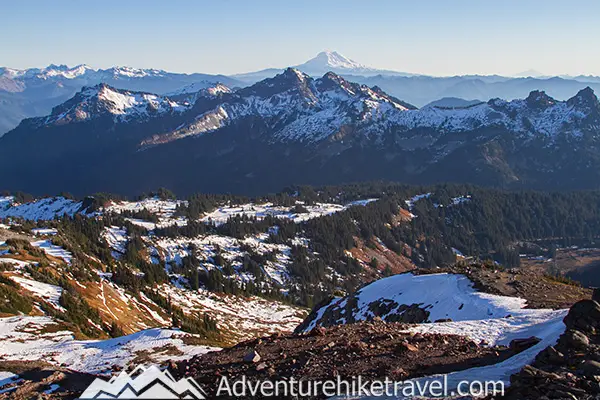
left=0, top=316, right=217, bottom=375
left=9, top=276, right=63, bottom=310
left=201, top=199, right=377, bottom=226
left=0, top=197, right=83, bottom=221
left=31, top=228, right=58, bottom=236
left=31, top=240, right=72, bottom=264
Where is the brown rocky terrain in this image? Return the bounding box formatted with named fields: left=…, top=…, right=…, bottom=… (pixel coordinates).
left=348, top=236, right=416, bottom=276
left=0, top=361, right=95, bottom=400
left=174, top=319, right=536, bottom=399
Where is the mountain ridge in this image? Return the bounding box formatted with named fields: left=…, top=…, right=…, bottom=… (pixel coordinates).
left=2, top=71, right=600, bottom=196
left=0, top=64, right=243, bottom=137
left=3, top=51, right=600, bottom=137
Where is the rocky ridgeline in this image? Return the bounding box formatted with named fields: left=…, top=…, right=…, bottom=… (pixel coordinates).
left=504, top=293, right=600, bottom=399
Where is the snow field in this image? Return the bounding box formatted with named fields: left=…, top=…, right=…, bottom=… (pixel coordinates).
left=0, top=316, right=217, bottom=375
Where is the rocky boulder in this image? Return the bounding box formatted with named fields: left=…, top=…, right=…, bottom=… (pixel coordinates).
left=563, top=299, right=600, bottom=334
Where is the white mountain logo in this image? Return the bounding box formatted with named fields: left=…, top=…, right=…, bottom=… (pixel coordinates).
left=78, top=365, right=207, bottom=399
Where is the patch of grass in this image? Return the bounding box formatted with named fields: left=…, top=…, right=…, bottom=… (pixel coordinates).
left=0, top=283, right=33, bottom=314
left=181, top=334, right=227, bottom=348
left=5, top=238, right=45, bottom=258
left=544, top=274, right=582, bottom=287
left=0, top=274, right=18, bottom=288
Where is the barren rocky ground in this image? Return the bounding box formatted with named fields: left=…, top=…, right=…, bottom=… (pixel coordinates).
left=174, top=319, right=534, bottom=399
left=0, top=361, right=95, bottom=400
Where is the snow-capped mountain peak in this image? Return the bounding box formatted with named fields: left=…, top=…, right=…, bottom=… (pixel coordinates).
left=279, top=50, right=418, bottom=78
left=293, top=51, right=376, bottom=76
left=107, top=66, right=167, bottom=79
left=165, top=82, right=233, bottom=107
left=9, top=64, right=95, bottom=80
left=168, top=82, right=232, bottom=97
left=305, top=50, right=367, bottom=70
left=237, top=67, right=315, bottom=100
left=205, top=83, right=232, bottom=96
left=167, top=81, right=231, bottom=97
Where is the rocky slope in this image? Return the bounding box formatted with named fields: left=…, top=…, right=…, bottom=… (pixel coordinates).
left=175, top=319, right=516, bottom=399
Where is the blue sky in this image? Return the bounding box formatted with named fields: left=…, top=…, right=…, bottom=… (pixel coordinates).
left=2, top=0, right=599, bottom=76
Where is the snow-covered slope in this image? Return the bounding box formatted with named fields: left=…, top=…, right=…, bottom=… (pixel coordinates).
left=302, top=273, right=553, bottom=330
left=36, top=84, right=190, bottom=126
left=100, top=197, right=376, bottom=289
left=31, top=239, right=73, bottom=264
left=305, top=272, right=568, bottom=396
left=1, top=221, right=309, bottom=343
left=0, top=316, right=217, bottom=375
left=345, top=309, right=566, bottom=399
left=200, top=199, right=377, bottom=226
left=8, top=276, right=63, bottom=309
left=158, top=285, right=305, bottom=341
left=144, top=71, right=600, bottom=146
left=105, top=197, right=186, bottom=219
left=145, top=69, right=416, bottom=145
left=0, top=197, right=85, bottom=221
left=167, top=82, right=232, bottom=98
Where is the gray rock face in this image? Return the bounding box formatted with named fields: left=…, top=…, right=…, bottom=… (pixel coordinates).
left=582, top=360, right=600, bottom=377
left=534, top=346, right=565, bottom=365
left=563, top=300, right=600, bottom=334
left=559, top=329, right=590, bottom=350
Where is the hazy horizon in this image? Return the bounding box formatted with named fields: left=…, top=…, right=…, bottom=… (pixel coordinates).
left=3, top=0, right=600, bottom=77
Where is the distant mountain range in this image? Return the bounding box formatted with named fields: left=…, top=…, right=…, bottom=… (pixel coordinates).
left=231, top=51, right=600, bottom=107
left=1, top=68, right=600, bottom=196
left=2, top=50, right=600, bottom=137
left=0, top=65, right=242, bottom=136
